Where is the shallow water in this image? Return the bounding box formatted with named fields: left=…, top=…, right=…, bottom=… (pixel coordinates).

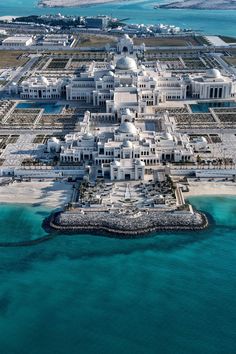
left=190, top=101, right=236, bottom=113
left=0, top=196, right=235, bottom=353
left=16, top=102, right=63, bottom=114
left=1, top=0, right=236, bottom=36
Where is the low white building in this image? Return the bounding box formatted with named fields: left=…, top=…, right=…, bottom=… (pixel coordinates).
left=20, top=75, right=67, bottom=99
left=37, top=34, right=74, bottom=48
left=2, top=35, right=34, bottom=48
left=188, top=69, right=236, bottom=99
left=47, top=137, right=61, bottom=153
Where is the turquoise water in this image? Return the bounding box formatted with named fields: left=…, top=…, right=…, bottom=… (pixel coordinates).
left=17, top=102, right=63, bottom=114
left=1, top=0, right=236, bottom=36
left=0, top=196, right=236, bottom=353
left=190, top=101, right=236, bottom=113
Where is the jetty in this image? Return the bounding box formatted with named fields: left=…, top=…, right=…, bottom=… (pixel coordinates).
left=42, top=179, right=209, bottom=238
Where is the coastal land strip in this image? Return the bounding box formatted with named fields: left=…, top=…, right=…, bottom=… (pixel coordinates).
left=1, top=180, right=236, bottom=244
left=0, top=180, right=73, bottom=208
left=38, top=0, right=125, bottom=8
left=156, top=0, right=236, bottom=10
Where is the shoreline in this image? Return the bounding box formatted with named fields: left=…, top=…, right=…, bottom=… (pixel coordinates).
left=44, top=208, right=209, bottom=238
left=157, top=0, right=236, bottom=11
left=0, top=180, right=235, bottom=240
left=0, top=180, right=73, bottom=209
left=185, top=181, right=236, bottom=197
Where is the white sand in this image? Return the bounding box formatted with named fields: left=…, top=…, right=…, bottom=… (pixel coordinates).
left=0, top=16, right=19, bottom=21
left=39, top=0, right=120, bottom=7
left=0, top=181, right=73, bottom=208
left=185, top=181, right=236, bottom=197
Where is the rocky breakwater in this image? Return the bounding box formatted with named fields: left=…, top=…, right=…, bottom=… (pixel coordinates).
left=44, top=206, right=208, bottom=238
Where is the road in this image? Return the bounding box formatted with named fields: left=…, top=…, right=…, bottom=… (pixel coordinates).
left=210, top=52, right=236, bottom=76
left=0, top=54, right=41, bottom=98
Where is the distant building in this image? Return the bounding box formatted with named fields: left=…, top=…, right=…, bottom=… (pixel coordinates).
left=2, top=35, right=33, bottom=48
left=85, top=16, right=109, bottom=30
left=117, top=34, right=134, bottom=54
left=37, top=34, right=74, bottom=48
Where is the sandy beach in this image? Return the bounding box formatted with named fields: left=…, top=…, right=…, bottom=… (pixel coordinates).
left=0, top=180, right=73, bottom=208
left=185, top=180, right=236, bottom=197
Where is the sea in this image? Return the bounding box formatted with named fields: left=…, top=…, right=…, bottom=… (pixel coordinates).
left=0, top=0, right=236, bottom=36
left=0, top=196, right=236, bottom=353
left=0, top=1, right=236, bottom=353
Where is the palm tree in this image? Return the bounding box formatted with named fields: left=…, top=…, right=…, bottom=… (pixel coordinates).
left=218, top=158, right=223, bottom=170
left=196, top=155, right=201, bottom=167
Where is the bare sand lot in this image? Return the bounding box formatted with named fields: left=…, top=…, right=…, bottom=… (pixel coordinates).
left=158, top=0, right=236, bottom=10
left=0, top=181, right=73, bottom=208
left=39, top=0, right=121, bottom=7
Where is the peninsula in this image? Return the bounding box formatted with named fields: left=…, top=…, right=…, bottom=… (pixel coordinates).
left=38, top=0, right=121, bottom=7
left=156, top=0, right=236, bottom=10
left=1, top=24, right=236, bottom=239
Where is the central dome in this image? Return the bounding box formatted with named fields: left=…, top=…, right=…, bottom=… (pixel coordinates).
left=115, top=56, right=137, bottom=71
left=123, top=140, right=133, bottom=148
left=206, top=68, right=222, bottom=79
left=118, top=121, right=137, bottom=135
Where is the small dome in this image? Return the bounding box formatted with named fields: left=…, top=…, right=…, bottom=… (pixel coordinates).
left=118, top=121, right=137, bottom=135
left=115, top=56, right=137, bottom=71
left=123, top=140, right=132, bottom=148
left=50, top=137, right=59, bottom=143
left=124, top=108, right=131, bottom=116
left=166, top=132, right=173, bottom=141
left=112, top=160, right=120, bottom=166
left=107, top=71, right=115, bottom=77
left=82, top=132, right=93, bottom=140
left=135, top=160, right=145, bottom=166
left=38, top=75, right=48, bottom=85
left=206, top=68, right=222, bottom=79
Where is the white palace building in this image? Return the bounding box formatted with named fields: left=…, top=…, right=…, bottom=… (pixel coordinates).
left=48, top=109, right=196, bottom=181
left=7, top=34, right=236, bottom=181
left=10, top=34, right=236, bottom=103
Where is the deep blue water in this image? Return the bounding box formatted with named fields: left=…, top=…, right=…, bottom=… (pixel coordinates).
left=1, top=0, right=236, bottom=36
left=0, top=196, right=236, bottom=353
left=17, top=101, right=63, bottom=114
left=190, top=101, right=236, bottom=113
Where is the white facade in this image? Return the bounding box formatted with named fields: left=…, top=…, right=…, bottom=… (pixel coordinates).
left=55, top=110, right=195, bottom=181
left=66, top=54, right=186, bottom=113
left=20, top=76, right=66, bottom=99
left=117, top=34, right=134, bottom=54
left=188, top=69, right=236, bottom=99
left=37, top=34, right=74, bottom=48
left=11, top=51, right=236, bottom=104
left=2, top=35, right=33, bottom=47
